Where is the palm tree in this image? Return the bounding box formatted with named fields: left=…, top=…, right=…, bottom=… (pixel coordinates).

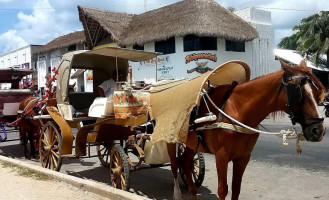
left=278, top=11, right=329, bottom=67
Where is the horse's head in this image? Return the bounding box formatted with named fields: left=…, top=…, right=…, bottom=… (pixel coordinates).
left=280, top=60, right=326, bottom=142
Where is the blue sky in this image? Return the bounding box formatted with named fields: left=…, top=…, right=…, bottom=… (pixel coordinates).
left=0, top=0, right=328, bottom=55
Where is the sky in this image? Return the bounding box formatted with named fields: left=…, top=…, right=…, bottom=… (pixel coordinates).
left=0, top=0, right=328, bottom=55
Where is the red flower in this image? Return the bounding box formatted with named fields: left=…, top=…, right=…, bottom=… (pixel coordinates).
left=52, top=67, right=59, bottom=75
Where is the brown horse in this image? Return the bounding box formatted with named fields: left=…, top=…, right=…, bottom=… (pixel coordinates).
left=17, top=84, right=75, bottom=158
left=17, top=95, right=56, bottom=158
left=167, top=60, right=326, bottom=200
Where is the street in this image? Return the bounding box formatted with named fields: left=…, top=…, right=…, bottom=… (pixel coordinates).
left=1, top=110, right=329, bottom=200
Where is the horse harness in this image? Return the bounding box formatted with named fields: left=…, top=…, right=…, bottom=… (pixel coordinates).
left=192, top=74, right=324, bottom=153
left=191, top=81, right=238, bottom=153
left=277, top=73, right=324, bottom=126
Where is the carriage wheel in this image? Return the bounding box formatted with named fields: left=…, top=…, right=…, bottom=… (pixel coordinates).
left=96, top=141, right=114, bottom=168
left=177, top=143, right=205, bottom=188
left=39, top=121, right=62, bottom=171
left=110, top=144, right=130, bottom=191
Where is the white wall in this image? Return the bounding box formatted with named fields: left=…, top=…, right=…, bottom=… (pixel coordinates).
left=37, top=43, right=85, bottom=89
left=0, top=45, right=40, bottom=89
left=0, top=45, right=36, bottom=69
left=128, top=7, right=279, bottom=83
left=234, top=7, right=280, bottom=78
left=129, top=37, right=253, bottom=84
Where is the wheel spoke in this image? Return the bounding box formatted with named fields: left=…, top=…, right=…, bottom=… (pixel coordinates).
left=43, top=132, right=49, bottom=145
left=51, top=150, right=60, bottom=159
left=50, top=154, right=54, bottom=169
left=52, top=154, right=58, bottom=169
left=99, top=146, right=106, bottom=152
left=42, top=139, right=48, bottom=146
left=105, top=152, right=109, bottom=164
left=101, top=148, right=108, bottom=159
left=192, top=171, right=197, bottom=181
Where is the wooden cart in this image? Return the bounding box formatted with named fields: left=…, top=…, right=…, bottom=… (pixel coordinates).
left=0, top=68, right=33, bottom=141
left=39, top=47, right=205, bottom=190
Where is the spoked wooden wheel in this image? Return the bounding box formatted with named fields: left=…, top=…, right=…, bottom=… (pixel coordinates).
left=39, top=121, right=62, bottom=171
left=177, top=143, right=205, bottom=188
left=96, top=141, right=114, bottom=168
left=110, top=144, right=130, bottom=191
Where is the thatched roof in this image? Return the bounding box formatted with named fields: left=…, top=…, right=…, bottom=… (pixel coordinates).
left=35, top=31, right=86, bottom=53
left=78, top=0, right=259, bottom=47
left=78, top=6, right=134, bottom=49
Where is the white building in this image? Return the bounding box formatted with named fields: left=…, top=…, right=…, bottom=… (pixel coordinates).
left=0, top=44, right=41, bottom=88
left=35, top=31, right=86, bottom=90
left=78, top=0, right=278, bottom=87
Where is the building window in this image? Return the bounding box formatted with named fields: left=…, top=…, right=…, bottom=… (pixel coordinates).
left=68, top=44, right=76, bottom=52
left=133, top=44, right=144, bottom=51
left=155, top=37, right=175, bottom=54
left=38, top=56, right=46, bottom=61
left=225, top=40, right=245, bottom=52
left=184, top=35, right=217, bottom=52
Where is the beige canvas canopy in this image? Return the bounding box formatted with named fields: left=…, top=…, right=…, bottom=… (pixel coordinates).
left=56, top=47, right=158, bottom=120
left=149, top=61, right=251, bottom=143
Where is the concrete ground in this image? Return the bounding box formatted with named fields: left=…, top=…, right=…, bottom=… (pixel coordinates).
left=0, top=110, right=329, bottom=199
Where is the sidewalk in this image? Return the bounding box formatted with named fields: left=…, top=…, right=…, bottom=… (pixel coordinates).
left=0, top=162, right=108, bottom=200
left=0, top=156, right=149, bottom=200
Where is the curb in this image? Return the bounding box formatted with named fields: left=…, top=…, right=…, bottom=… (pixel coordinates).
left=0, top=155, right=150, bottom=200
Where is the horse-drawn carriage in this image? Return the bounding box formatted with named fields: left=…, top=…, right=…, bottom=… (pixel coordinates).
left=26, top=47, right=208, bottom=190
left=8, top=46, right=327, bottom=199
left=0, top=68, right=33, bottom=141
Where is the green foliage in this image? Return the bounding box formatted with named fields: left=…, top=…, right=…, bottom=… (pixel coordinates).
left=278, top=11, right=329, bottom=67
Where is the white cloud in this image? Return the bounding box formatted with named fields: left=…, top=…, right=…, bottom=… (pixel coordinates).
left=0, top=0, right=81, bottom=53
left=0, top=30, right=28, bottom=53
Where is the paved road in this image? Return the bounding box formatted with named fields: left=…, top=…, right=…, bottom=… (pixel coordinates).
left=1, top=109, right=329, bottom=199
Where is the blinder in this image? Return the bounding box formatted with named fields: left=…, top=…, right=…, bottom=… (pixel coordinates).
left=280, top=73, right=324, bottom=125
left=284, top=84, right=302, bottom=106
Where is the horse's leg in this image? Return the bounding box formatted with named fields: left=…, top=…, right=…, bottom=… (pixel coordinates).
left=167, top=143, right=182, bottom=200
left=231, top=154, right=251, bottom=200
left=28, top=129, right=35, bottom=159
left=181, top=146, right=198, bottom=200
left=215, top=149, right=229, bottom=200
left=19, top=126, right=29, bottom=159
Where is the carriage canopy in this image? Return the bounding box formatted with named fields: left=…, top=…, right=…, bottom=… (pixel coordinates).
left=56, top=47, right=159, bottom=120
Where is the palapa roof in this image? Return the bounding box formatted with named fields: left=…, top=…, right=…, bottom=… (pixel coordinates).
left=78, top=0, right=259, bottom=48
left=35, top=31, right=86, bottom=53
left=78, top=6, right=134, bottom=49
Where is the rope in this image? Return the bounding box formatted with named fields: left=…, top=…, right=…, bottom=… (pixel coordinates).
left=202, top=89, right=302, bottom=147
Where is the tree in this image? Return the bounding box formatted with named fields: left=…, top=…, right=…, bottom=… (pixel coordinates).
left=278, top=11, right=329, bottom=67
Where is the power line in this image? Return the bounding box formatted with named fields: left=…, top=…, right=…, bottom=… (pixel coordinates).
left=255, top=7, right=326, bottom=12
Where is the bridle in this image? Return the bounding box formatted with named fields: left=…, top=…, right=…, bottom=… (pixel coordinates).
left=278, top=73, right=324, bottom=126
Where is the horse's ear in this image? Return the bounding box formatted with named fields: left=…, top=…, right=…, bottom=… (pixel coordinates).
left=300, top=59, right=312, bottom=73
left=300, top=59, right=307, bottom=69
left=280, top=60, right=294, bottom=74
